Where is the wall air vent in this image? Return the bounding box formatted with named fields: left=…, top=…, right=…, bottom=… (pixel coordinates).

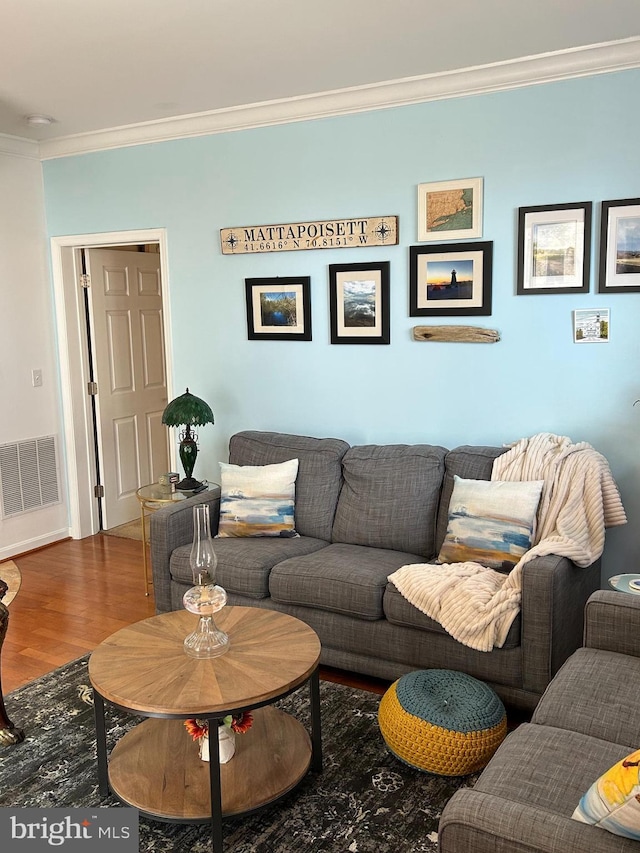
left=0, top=435, right=60, bottom=517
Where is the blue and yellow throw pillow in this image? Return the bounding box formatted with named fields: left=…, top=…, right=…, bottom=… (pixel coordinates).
left=437, top=476, right=543, bottom=570
left=217, top=458, right=299, bottom=538
left=572, top=748, right=640, bottom=839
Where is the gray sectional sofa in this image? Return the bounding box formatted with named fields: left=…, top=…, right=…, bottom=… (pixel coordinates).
left=150, top=430, right=601, bottom=713
left=439, top=590, right=640, bottom=852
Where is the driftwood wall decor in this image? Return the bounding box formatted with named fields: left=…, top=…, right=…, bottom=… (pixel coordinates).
left=412, top=325, right=500, bottom=343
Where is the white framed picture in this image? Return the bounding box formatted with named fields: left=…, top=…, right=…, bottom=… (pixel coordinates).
left=573, top=308, right=610, bottom=343
left=417, top=177, right=483, bottom=242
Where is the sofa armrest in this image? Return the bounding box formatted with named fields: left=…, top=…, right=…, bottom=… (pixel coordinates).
left=149, top=486, right=221, bottom=613
left=521, top=554, right=600, bottom=697
left=584, top=589, right=640, bottom=658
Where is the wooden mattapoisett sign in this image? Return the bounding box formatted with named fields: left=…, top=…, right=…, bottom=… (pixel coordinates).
left=220, top=216, right=398, bottom=254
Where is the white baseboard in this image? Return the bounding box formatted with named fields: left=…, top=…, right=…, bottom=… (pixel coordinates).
left=0, top=529, right=71, bottom=562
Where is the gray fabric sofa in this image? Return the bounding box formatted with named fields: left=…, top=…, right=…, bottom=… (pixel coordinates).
left=150, top=430, right=602, bottom=713
left=439, top=590, right=640, bottom=852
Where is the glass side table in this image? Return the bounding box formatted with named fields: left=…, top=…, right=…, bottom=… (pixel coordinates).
left=136, top=482, right=210, bottom=596
left=608, top=574, right=640, bottom=595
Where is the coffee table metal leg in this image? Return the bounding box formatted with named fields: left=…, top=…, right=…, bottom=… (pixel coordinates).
left=93, top=691, right=109, bottom=796
left=207, top=717, right=224, bottom=853
left=309, top=668, right=322, bottom=773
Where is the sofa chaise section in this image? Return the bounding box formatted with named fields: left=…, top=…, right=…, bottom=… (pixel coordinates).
left=438, top=590, right=640, bottom=853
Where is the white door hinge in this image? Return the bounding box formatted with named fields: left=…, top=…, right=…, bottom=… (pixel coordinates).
left=80, top=274, right=91, bottom=288
left=87, top=381, right=98, bottom=395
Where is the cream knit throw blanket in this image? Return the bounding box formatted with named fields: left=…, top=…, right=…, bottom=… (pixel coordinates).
left=388, top=433, right=627, bottom=652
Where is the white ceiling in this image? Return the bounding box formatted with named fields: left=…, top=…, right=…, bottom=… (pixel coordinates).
left=2, top=0, right=640, bottom=148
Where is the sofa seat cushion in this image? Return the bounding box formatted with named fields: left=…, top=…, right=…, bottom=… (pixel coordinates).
left=475, top=724, right=632, bottom=816
left=169, top=535, right=330, bottom=599
left=532, top=647, right=640, bottom=749
left=331, top=443, right=447, bottom=557
left=269, top=542, right=425, bottom=620
left=383, top=582, right=522, bottom=649
left=440, top=724, right=636, bottom=853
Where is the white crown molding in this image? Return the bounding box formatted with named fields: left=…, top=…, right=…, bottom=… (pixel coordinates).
left=39, top=37, right=640, bottom=161
left=0, top=132, right=40, bottom=160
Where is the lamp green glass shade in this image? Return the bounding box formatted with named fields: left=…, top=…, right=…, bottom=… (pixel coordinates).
left=162, top=388, right=214, bottom=491
left=161, top=388, right=214, bottom=428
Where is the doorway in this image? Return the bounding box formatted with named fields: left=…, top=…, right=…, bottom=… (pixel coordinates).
left=51, top=229, right=174, bottom=540
left=83, top=244, right=170, bottom=529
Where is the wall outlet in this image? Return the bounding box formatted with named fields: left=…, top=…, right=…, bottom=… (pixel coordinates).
left=32, top=368, right=43, bottom=387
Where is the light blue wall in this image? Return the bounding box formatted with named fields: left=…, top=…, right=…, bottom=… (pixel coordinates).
left=43, top=70, right=640, bottom=581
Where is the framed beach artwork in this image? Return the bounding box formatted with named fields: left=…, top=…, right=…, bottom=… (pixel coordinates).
left=598, top=198, right=640, bottom=293
left=245, top=276, right=311, bottom=340
left=409, top=242, right=492, bottom=316
left=328, top=261, right=390, bottom=344
left=417, top=177, right=483, bottom=241
left=517, top=202, right=592, bottom=294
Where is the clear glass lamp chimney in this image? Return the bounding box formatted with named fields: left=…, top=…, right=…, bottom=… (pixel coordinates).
left=182, top=504, right=230, bottom=658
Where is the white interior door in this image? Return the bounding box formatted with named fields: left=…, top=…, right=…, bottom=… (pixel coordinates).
left=86, top=247, right=169, bottom=528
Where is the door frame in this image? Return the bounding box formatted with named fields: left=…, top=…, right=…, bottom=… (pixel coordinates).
left=50, top=229, right=174, bottom=540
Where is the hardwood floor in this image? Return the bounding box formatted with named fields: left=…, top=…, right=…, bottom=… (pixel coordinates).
left=3, top=535, right=155, bottom=694
left=2, top=535, right=390, bottom=697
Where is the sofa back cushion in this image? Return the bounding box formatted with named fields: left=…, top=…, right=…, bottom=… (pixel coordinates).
left=228, top=431, right=349, bottom=541
left=331, top=443, right=447, bottom=557
left=435, top=445, right=508, bottom=553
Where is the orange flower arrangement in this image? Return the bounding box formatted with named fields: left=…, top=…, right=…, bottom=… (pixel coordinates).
left=184, top=711, right=253, bottom=741
left=184, top=718, right=208, bottom=741
left=228, top=711, right=253, bottom=734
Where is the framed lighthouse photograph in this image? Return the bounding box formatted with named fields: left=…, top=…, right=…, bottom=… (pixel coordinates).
left=409, top=242, right=493, bottom=316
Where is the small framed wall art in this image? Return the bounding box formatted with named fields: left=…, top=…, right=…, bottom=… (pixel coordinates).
left=409, top=242, right=492, bottom=317
left=573, top=308, right=610, bottom=343
left=328, top=261, right=390, bottom=344
left=245, top=276, right=311, bottom=340
left=517, top=201, right=592, bottom=294
left=417, top=177, right=483, bottom=241
left=598, top=197, right=640, bottom=293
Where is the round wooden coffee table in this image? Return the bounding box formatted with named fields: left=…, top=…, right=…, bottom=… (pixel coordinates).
left=89, top=606, right=322, bottom=853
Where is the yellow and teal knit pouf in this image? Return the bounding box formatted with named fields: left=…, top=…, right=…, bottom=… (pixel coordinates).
left=378, top=669, right=507, bottom=776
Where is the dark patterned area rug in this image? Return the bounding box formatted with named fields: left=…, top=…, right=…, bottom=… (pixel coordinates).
left=0, top=656, right=477, bottom=852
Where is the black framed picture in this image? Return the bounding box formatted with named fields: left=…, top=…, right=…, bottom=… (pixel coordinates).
left=328, top=261, right=390, bottom=344
left=245, top=276, right=311, bottom=340
left=517, top=202, right=592, bottom=294
left=409, top=242, right=492, bottom=316
left=598, top=197, right=640, bottom=293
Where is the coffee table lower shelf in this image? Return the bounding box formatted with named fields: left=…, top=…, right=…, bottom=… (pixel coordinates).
left=107, top=706, right=312, bottom=820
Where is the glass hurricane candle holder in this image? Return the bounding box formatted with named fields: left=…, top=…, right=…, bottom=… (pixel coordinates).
left=183, top=503, right=229, bottom=658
